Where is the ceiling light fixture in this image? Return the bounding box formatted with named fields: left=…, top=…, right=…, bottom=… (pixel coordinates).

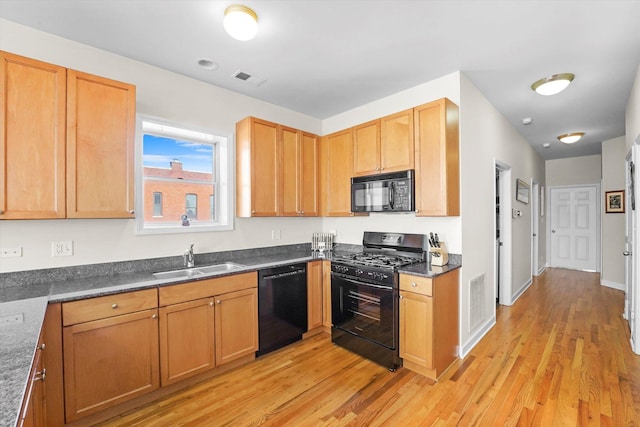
left=223, top=5, right=258, bottom=41
left=531, top=73, right=575, bottom=96
left=557, top=132, right=585, bottom=144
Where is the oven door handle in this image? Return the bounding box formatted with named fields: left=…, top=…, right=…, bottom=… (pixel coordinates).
left=331, top=273, right=393, bottom=290
left=388, top=181, right=395, bottom=210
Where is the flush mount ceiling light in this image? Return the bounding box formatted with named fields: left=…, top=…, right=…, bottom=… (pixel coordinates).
left=531, top=73, right=575, bottom=96
left=557, top=132, right=585, bottom=144
left=224, top=5, right=258, bottom=41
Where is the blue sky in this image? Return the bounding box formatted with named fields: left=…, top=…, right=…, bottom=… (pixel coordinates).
left=143, top=135, right=213, bottom=173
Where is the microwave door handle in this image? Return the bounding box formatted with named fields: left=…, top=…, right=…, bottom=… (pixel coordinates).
left=388, top=182, right=395, bottom=210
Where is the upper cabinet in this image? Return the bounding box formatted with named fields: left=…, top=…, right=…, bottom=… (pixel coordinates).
left=353, top=109, right=414, bottom=177
left=1, top=51, right=66, bottom=219
left=320, top=129, right=358, bottom=216
left=0, top=51, right=136, bottom=220
left=236, top=117, right=319, bottom=218
left=66, top=70, right=136, bottom=218
left=414, top=98, right=459, bottom=216
left=236, top=117, right=280, bottom=217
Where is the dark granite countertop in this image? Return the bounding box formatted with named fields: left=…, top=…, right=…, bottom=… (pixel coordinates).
left=0, top=244, right=460, bottom=427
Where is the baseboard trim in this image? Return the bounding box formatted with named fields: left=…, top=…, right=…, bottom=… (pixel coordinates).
left=459, top=315, right=496, bottom=358
left=511, top=277, right=533, bottom=305
left=601, top=279, right=625, bottom=291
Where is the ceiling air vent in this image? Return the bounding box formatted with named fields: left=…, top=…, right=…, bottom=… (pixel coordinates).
left=232, top=70, right=266, bottom=86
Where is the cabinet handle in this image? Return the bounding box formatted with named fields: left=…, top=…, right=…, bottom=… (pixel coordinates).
left=411, top=283, right=417, bottom=287
left=152, top=314, right=157, bottom=319
left=399, top=295, right=403, bottom=299
left=216, top=300, right=222, bottom=304
left=38, top=343, right=46, bottom=351
left=111, top=303, right=118, bottom=309
left=0, top=210, right=4, bottom=215
left=251, top=210, right=256, bottom=214
left=209, top=301, right=214, bottom=306
left=129, top=210, right=135, bottom=215
left=34, top=369, right=46, bottom=382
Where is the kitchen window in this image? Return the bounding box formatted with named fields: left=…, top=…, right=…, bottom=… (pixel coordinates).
left=136, top=116, right=233, bottom=234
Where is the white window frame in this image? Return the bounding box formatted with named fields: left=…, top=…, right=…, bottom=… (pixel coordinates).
left=135, top=115, right=234, bottom=235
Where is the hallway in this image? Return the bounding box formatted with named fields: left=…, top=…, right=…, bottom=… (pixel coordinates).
left=98, top=268, right=640, bottom=426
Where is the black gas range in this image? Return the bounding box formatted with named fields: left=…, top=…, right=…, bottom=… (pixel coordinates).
left=330, top=231, right=427, bottom=370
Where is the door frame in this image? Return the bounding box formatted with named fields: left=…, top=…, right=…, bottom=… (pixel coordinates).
left=547, top=184, right=601, bottom=272
left=494, top=160, right=512, bottom=306
left=625, top=147, right=637, bottom=352
left=531, top=180, right=540, bottom=277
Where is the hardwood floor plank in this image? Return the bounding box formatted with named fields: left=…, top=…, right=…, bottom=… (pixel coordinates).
left=97, top=269, right=640, bottom=426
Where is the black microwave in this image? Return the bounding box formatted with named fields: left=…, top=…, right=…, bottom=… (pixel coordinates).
left=351, top=170, right=415, bottom=212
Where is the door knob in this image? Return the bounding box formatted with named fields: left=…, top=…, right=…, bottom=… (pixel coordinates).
left=552, top=230, right=556, bottom=233
left=623, top=251, right=632, bottom=256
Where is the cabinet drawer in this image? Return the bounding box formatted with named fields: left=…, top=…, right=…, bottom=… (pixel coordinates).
left=159, top=271, right=258, bottom=306
left=399, top=274, right=432, bottom=296
left=62, top=288, right=158, bottom=326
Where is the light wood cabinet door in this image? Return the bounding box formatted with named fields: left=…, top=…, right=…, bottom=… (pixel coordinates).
left=281, top=125, right=300, bottom=216
left=353, top=119, right=380, bottom=176
left=399, top=290, right=433, bottom=369
left=159, top=298, right=215, bottom=386
left=322, top=260, right=332, bottom=328
left=307, top=261, right=323, bottom=330
left=236, top=117, right=280, bottom=217
left=18, top=331, right=45, bottom=427
left=63, top=308, right=160, bottom=422
left=299, top=131, right=319, bottom=216
left=66, top=70, right=135, bottom=218
left=320, top=129, right=355, bottom=216
left=215, top=288, right=258, bottom=365
left=414, top=98, right=459, bottom=216
left=380, top=108, right=414, bottom=173
left=0, top=51, right=66, bottom=219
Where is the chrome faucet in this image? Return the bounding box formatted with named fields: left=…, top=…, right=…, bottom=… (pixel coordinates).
left=184, top=243, right=195, bottom=268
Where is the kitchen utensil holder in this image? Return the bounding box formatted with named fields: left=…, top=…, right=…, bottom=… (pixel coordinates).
left=429, top=242, right=449, bottom=266
left=312, top=232, right=335, bottom=253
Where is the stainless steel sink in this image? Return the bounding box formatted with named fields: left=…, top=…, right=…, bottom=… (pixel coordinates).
left=153, top=268, right=205, bottom=280
left=153, top=262, right=245, bottom=280
left=196, top=262, right=245, bottom=274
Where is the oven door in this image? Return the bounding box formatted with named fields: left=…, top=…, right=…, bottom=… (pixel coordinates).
left=331, top=273, right=396, bottom=349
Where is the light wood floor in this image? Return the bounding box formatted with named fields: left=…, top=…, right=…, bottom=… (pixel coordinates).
left=98, top=268, right=640, bottom=426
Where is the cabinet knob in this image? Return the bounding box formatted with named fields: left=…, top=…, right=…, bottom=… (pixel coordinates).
left=216, top=300, right=222, bottom=304
left=111, top=303, right=118, bottom=309
left=399, top=295, right=404, bottom=299
left=129, top=210, right=135, bottom=215
left=209, top=301, right=214, bottom=306
left=34, top=369, right=46, bottom=382
left=0, top=211, right=4, bottom=215
left=38, top=343, right=46, bottom=351
left=152, top=314, right=158, bottom=319
left=411, top=282, right=417, bottom=287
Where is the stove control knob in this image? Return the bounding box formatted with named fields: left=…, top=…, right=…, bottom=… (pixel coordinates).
left=355, top=269, right=363, bottom=276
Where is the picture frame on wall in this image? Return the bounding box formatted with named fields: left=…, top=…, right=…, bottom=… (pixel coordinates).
left=605, top=190, right=625, bottom=213
left=516, top=179, right=529, bottom=204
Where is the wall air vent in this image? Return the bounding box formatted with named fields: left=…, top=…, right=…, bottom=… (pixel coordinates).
left=232, top=70, right=266, bottom=86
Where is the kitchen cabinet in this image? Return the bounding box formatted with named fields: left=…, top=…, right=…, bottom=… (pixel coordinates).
left=353, top=109, right=414, bottom=177
left=236, top=117, right=280, bottom=217
left=281, top=127, right=319, bottom=216
left=159, top=272, right=258, bottom=376
left=159, top=297, right=215, bottom=386
left=66, top=70, right=136, bottom=218
left=414, top=98, right=459, bottom=216
left=0, top=50, right=136, bottom=220
left=215, top=287, right=258, bottom=365
left=399, top=269, right=459, bottom=380
left=307, top=260, right=323, bottom=331
left=18, top=332, right=45, bottom=427
left=62, top=289, right=159, bottom=422
left=0, top=51, right=66, bottom=219
left=322, top=260, right=332, bottom=330
left=320, top=129, right=362, bottom=216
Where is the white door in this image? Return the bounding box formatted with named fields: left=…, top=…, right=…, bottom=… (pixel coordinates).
left=549, top=186, right=599, bottom=271
left=626, top=149, right=637, bottom=353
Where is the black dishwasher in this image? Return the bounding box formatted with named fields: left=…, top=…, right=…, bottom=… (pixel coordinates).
left=257, top=263, right=308, bottom=356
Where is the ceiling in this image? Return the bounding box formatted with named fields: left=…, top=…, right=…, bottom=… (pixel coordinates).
left=1, top=0, right=639, bottom=160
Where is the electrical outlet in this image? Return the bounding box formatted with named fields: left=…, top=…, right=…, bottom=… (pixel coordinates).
left=52, top=241, right=73, bottom=257
left=0, top=247, right=22, bottom=258
left=0, top=313, right=24, bottom=326
left=271, top=229, right=281, bottom=240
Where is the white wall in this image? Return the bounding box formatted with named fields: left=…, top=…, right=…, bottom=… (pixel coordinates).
left=458, top=74, right=546, bottom=355
left=601, top=136, right=627, bottom=289
left=546, top=154, right=602, bottom=186
left=627, top=65, right=640, bottom=152
left=0, top=20, right=323, bottom=272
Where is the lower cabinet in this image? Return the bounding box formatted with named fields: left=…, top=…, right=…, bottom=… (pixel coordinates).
left=159, top=297, right=215, bottom=386
left=307, top=260, right=323, bottom=331
left=18, top=332, right=45, bottom=427
left=399, top=269, right=459, bottom=380
left=322, top=260, right=332, bottom=329
left=61, top=289, right=159, bottom=423
left=215, top=288, right=258, bottom=365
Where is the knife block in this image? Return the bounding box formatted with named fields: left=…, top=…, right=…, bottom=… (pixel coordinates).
left=429, top=242, right=449, bottom=266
